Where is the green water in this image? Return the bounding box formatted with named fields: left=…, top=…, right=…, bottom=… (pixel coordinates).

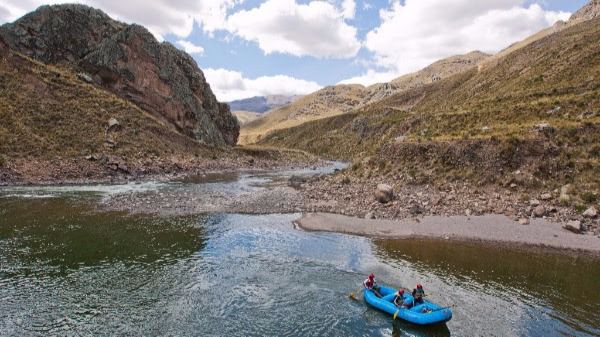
left=0, top=172, right=599, bottom=336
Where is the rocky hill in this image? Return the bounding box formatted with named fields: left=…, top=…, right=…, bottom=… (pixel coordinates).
left=233, top=111, right=263, bottom=126
left=229, top=95, right=298, bottom=113
left=0, top=4, right=238, bottom=146
left=239, top=52, right=489, bottom=145
left=260, top=15, right=600, bottom=206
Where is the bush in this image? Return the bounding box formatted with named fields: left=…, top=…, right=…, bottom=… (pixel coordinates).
left=581, top=191, right=598, bottom=204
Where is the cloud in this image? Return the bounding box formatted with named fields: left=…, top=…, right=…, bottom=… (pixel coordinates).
left=341, top=0, right=356, bottom=19
left=225, top=0, right=361, bottom=58
left=0, top=0, right=241, bottom=39
left=204, top=68, right=322, bottom=102
left=338, top=69, right=398, bottom=86
left=176, top=40, right=204, bottom=55
left=359, top=0, right=570, bottom=81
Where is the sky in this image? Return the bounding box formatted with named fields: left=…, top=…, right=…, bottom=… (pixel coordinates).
left=0, top=0, right=589, bottom=101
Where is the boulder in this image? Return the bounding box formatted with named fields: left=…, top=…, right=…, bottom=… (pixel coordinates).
left=375, top=184, right=394, bottom=203
left=518, top=218, right=530, bottom=225
left=564, top=220, right=582, bottom=234
left=364, top=212, right=375, bottom=220
left=583, top=206, right=598, bottom=218
left=529, top=199, right=541, bottom=206
left=288, top=175, right=307, bottom=188
left=107, top=117, right=120, bottom=130
left=540, top=193, right=552, bottom=201
left=76, top=72, right=94, bottom=83
left=532, top=205, right=546, bottom=218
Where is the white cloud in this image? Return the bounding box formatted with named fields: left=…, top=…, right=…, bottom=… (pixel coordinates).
left=225, top=0, right=361, bottom=58
left=176, top=40, right=204, bottom=55
left=338, top=69, right=398, bottom=86
left=360, top=0, right=570, bottom=80
left=341, top=0, right=356, bottom=19
left=0, top=0, right=241, bottom=39
left=204, top=68, right=322, bottom=102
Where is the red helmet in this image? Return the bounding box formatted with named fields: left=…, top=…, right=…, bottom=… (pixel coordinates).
left=398, top=289, right=405, bottom=295
left=368, top=273, right=375, bottom=280
left=417, top=284, right=423, bottom=289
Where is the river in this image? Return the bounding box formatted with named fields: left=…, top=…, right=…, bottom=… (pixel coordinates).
left=1, top=165, right=599, bottom=337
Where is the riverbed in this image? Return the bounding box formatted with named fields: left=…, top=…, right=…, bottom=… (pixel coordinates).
left=1, top=166, right=599, bottom=336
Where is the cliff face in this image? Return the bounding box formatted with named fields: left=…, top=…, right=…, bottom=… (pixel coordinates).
left=0, top=4, right=239, bottom=146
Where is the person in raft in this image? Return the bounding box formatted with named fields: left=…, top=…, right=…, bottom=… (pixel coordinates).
left=363, top=273, right=382, bottom=297
left=412, top=284, right=425, bottom=304
left=393, top=289, right=412, bottom=308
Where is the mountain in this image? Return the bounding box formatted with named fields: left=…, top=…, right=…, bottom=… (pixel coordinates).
left=239, top=52, right=490, bottom=145
left=0, top=4, right=238, bottom=146
left=233, top=111, right=263, bottom=126
left=259, top=15, right=600, bottom=195
left=228, top=95, right=298, bottom=113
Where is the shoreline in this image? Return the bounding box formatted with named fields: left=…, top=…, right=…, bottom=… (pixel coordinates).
left=295, top=212, right=600, bottom=257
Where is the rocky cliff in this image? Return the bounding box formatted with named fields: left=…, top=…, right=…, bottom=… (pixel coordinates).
left=0, top=4, right=239, bottom=146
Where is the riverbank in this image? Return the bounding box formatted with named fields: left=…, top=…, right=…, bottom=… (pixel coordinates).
left=0, top=146, right=321, bottom=186
left=296, top=213, right=600, bottom=256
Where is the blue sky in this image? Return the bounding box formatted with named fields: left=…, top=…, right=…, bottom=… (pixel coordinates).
left=0, top=0, right=589, bottom=101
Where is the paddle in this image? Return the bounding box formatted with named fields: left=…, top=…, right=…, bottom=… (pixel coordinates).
left=349, top=287, right=363, bottom=301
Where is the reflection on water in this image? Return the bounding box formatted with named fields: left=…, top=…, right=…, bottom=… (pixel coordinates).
left=374, top=239, right=600, bottom=337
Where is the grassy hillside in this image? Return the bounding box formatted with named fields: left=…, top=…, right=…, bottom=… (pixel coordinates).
left=260, top=17, right=600, bottom=200
left=233, top=111, right=263, bottom=126
left=239, top=85, right=366, bottom=144
left=239, top=52, right=489, bottom=145
left=0, top=51, right=212, bottom=161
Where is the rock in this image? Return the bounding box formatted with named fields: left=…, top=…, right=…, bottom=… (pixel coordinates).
left=540, top=193, right=552, bottom=201
left=534, top=123, right=554, bottom=133
left=564, top=220, right=582, bottom=234
left=0, top=4, right=239, bottom=146
left=365, top=212, right=375, bottom=220
left=375, top=184, right=394, bottom=203
left=518, top=218, right=530, bottom=225
left=532, top=205, right=546, bottom=217
left=76, top=72, right=93, bottom=83
left=107, top=117, right=120, bottom=130
left=529, top=199, right=541, bottom=206
left=288, top=175, right=307, bottom=188
left=583, top=206, right=598, bottom=218
left=559, top=184, right=572, bottom=204
left=465, top=209, right=472, bottom=217
left=408, top=203, right=422, bottom=215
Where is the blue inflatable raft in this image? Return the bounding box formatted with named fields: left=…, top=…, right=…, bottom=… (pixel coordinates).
left=364, top=285, right=452, bottom=325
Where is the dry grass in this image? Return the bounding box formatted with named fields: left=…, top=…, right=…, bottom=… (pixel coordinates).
left=260, top=17, right=600, bottom=198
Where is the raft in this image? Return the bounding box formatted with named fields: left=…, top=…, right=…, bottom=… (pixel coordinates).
left=364, top=285, right=452, bottom=326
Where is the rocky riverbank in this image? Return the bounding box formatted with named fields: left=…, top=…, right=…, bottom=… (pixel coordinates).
left=295, top=213, right=600, bottom=256
left=98, top=162, right=600, bottom=243
left=0, top=147, right=321, bottom=186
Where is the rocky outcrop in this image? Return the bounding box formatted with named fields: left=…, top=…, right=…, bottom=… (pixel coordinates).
left=0, top=4, right=239, bottom=146
left=570, top=0, right=600, bottom=22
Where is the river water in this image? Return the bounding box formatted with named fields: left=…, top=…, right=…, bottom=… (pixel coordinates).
left=1, top=166, right=599, bottom=337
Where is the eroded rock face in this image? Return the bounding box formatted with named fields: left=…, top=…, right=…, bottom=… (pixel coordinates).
left=0, top=4, right=239, bottom=146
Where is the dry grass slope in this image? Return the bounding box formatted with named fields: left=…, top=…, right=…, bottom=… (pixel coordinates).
left=260, top=17, right=600, bottom=202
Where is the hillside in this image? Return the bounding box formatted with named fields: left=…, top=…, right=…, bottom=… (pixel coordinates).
left=233, top=111, right=263, bottom=126
left=239, top=52, right=489, bottom=145
left=0, top=4, right=239, bottom=146
left=229, top=95, right=298, bottom=113
left=260, top=16, right=600, bottom=203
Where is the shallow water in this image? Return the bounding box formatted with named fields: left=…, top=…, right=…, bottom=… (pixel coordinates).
left=0, top=167, right=599, bottom=337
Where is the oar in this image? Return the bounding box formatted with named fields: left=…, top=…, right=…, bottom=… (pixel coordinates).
left=393, top=310, right=400, bottom=320
left=349, top=287, right=363, bottom=300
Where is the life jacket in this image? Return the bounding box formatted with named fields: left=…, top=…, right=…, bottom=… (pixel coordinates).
left=363, top=278, right=376, bottom=289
